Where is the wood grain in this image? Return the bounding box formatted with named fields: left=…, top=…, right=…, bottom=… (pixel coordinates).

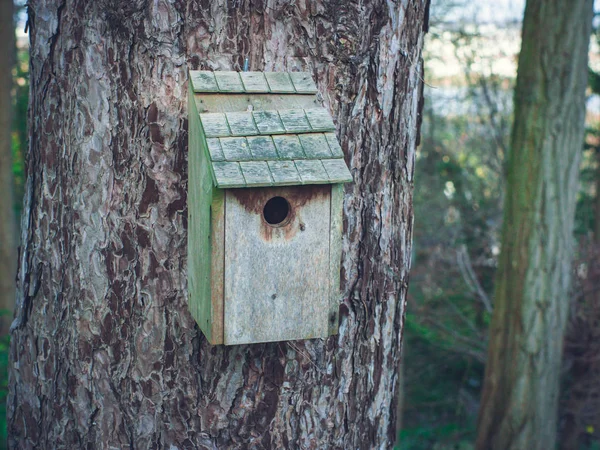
left=192, top=71, right=317, bottom=94
left=195, top=93, right=321, bottom=114
left=188, top=80, right=224, bottom=344
left=224, top=185, right=331, bottom=345
left=209, top=189, right=225, bottom=344
left=239, top=72, right=270, bottom=92
left=264, top=72, right=295, bottom=93
left=214, top=71, right=244, bottom=92
left=329, top=184, right=344, bottom=335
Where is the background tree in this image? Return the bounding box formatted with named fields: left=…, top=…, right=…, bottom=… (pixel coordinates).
left=400, top=3, right=514, bottom=445
left=0, top=0, right=17, bottom=337
left=7, top=1, right=429, bottom=448
left=476, top=1, right=594, bottom=449
left=558, top=54, right=600, bottom=450
left=0, top=1, right=28, bottom=445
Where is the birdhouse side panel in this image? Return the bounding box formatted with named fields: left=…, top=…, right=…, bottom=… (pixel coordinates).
left=223, top=186, right=332, bottom=345
left=188, top=79, right=224, bottom=344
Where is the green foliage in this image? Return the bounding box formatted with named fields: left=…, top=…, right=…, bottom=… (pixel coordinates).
left=11, top=42, right=28, bottom=221
left=402, top=79, right=510, bottom=447
left=2, top=11, right=29, bottom=448
left=589, top=69, right=600, bottom=96
left=575, top=136, right=598, bottom=237
left=404, top=13, right=600, bottom=446
left=399, top=423, right=475, bottom=450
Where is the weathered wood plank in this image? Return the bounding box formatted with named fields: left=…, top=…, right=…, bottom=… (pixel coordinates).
left=212, top=161, right=246, bottom=187
left=240, top=72, right=270, bottom=92
left=206, top=138, right=225, bottom=161
left=210, top=189, right=225, bottom=344
left=289, top=72, right=318, bottom=94
left=224, top=186, right=331, bottom=345
left=279, top=109, right=312, bottom=132
left=272, top=135, right=306, bottom=160
left=264, top=72, right=296, bottom=93
left=252, top=110, right=286, bottom=134
left=329, top=183, right=343, bottom=335
left=214, top=71, right=244, bottom=92
left=226, top=112, right=259, bottom=136
left=194, top=93, right=322, bottom=114
left=239, top=161, right=274, bottom=186
left=304, top=108, right=336, bottom=131
left=295, top=160, right=329, bottom=184
left=267, top=161, right=302, bottom=185
left=324, top=132, right=344, bottom=157
left=191, top=70, right=319, bottom=95
left=190, top=71, right=219, bottom=92
left=321, top=159, right=353, bottom=183
left=299, top=134, right=333, bottom=158
left=247, top=136, right=279, bottom=159
left=200, top=113, right=231, bottom=137
left=219, top=137, right=251, bottom=161
left=188, top=77, right=223, bottom=344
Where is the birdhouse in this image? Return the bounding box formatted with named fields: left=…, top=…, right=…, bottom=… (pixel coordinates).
left=187, top=70, right=352, bottom=345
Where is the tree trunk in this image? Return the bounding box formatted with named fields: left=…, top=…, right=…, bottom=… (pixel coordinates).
left=475, top=1, right=593, bottom=449
left=0, top=0, right=17, bottom=337
left=8, top=1, right=428, bottom=448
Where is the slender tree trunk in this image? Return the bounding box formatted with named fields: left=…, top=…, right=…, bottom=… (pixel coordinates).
left=8, top=1, right=428, bottom=448
left=475, top=1, right=593, bottom=449
left=0, top=0, right=17, bottom=336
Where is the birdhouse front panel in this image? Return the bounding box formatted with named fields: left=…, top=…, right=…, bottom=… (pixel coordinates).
left=224, top=185, right=331, bottom=345
left=188, top=70, right=352, bottom=345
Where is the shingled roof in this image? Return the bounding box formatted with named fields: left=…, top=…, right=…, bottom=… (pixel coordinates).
left=190, top=71, right=353, bottom=188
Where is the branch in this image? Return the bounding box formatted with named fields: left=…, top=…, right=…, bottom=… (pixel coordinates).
left=456, top=245, right=493, bottom=313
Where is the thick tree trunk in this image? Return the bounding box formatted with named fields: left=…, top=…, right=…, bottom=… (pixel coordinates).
left=475, top=1, right=593, bottom=449
left=8, top=1, right=428, bottom=448
left=0, top=0, right=17, bottom=337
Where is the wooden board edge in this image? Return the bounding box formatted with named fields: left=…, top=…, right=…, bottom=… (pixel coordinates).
left=210, top=189, right=225, bottom=345
left=188, top=77, right=209, bottom=340
left=328, top=183, right=344, bottom=335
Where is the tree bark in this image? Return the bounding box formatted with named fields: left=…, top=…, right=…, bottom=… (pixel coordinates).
left=0, top=0, right=17, bottom=336
left=475, top=1, right=593, bottom=449
left=8, top=1, right=428, bottom=448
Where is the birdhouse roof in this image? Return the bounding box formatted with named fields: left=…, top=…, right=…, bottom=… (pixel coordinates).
left=190, top=71, right=353, bottom=188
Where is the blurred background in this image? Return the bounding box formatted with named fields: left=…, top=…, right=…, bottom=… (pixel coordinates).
left=1, top=1, right=27, bottom=447
left=2, top=0, right=600, bottom=449
left=401, top=0, right=600, bottom=448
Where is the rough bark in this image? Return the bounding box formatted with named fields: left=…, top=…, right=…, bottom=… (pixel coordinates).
left=0, top=0, right=17, bottom=336
left=8, top=1, right=428, bottom=448
left=475, top=1, right=593, bottom=449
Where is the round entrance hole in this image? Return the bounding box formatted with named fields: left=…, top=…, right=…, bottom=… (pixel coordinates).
left=263, top=196, right=290, bottom=226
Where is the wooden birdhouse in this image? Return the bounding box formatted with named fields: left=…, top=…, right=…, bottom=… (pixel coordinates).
left=187, top=70, right=352, bottom=345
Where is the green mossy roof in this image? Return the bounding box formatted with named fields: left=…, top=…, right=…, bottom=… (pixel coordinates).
left=191, top=71, right=319, bottom=94
left=191, top=71, right=353, bottom=188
